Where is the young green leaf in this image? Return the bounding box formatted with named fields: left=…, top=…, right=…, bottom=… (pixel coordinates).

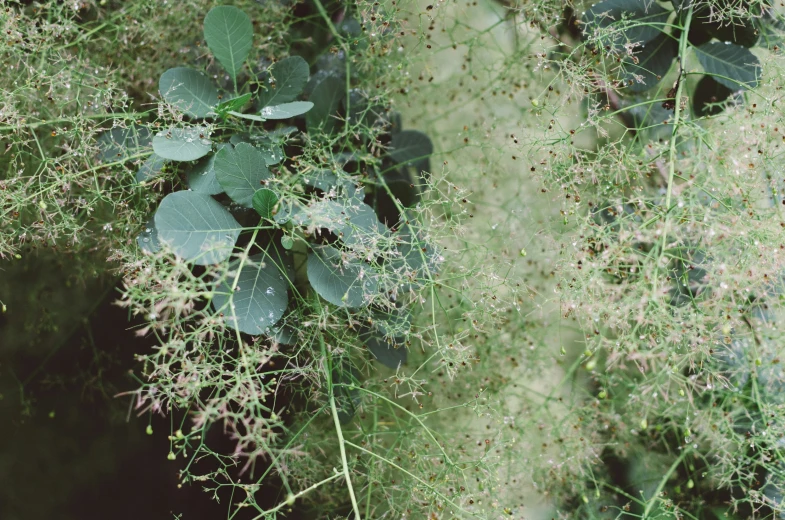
left=152, top=126, right=212, bottom=162
left=258, top=56, right=310, bottom=108
left=307, top=245, right=379, bottom=308
left=694, top=41, right=761, bottom=91
left=214, top=143, right=271, bottom=207
left=306, top=76, right=344, bottom=134
left=159, top=67, right=219, bottom=119
left=203, top=6, right=253, bottom=81
left=211, top=254, right=289, bottom=335
left=154, top=191, right=241, bottom=265
left=260, top=101, right=314, bottom=120
left=213, top=92, right=252, bottom=116
left=252, top=188, right=279, bottom=220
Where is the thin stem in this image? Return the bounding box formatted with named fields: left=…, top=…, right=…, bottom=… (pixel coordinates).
left=642, top=449, right=687, bottom=518
left=320, top=333, right=362, bottom=520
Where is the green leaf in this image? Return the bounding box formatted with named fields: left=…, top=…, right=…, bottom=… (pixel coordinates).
left=307, top=245, right=379, bottom=308
left=214, top=92, right=252, bottom=115
left=583, top=0, right=670, bottom=48
left=159, top=67, right=219, bottom=119
left=203, top=5, right=253, bottom=81
left=289, top=199, right=388, bottom=251
left=97, top=125, right=151, bottom=163
left=302, top=169, right=362, bottom=200
left=389, top=130, right=433, bottom=174
left=258, top=56, right=310, bottom=108
left=152, top=126, right=212, bottom=161
left=694, top=41, right=761, bottom=91
left=621, top=31, right=676, bottom=92
left=186, top=144, right=227, bottom=195
left=391, top=224, right=441, bottom=289
left=252, top=188, right=279, bottom=220
left=136, top=153, right=167, bottom=183
left=211, top=254, right=289, bottom=335
left=260, top=101, right=314, bottom=120
left=214, top=143, right=271, bottom=207
left=154, top=191, right=241, bottom=265
left=360, top=326, right=407, bottom=369
left=692, top=75, right=737, bottom=117
left=136, top=217, right=161, bottom=254
left=306, top=76, right=344, bottom=134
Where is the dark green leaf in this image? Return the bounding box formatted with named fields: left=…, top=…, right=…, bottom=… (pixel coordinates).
left=694, top=41, right=761, bottom=90
left=211, top=254, right=289, bottom=335
left=214, top=142, right=271, bottom=207
left=136, top=153, right=167, bottom=183
left=692, top=75, right=736, bottom=117
left=306, top=76, right=344, bottom=134
left=389, top=130, right=433, bottom=175
left=258, top=56, right=310, bottom=108
left=583, top=0, right=670, bottom=48
left=159, top=67, right=219, bottom=119
left=360, top=326, right=407, bottom=369
left=260, top=101, right=314, bottom=119
left=186, top=144, right=227, bottom=195
left=97, top=125, right=151, bottom=163
left=154, top=191, right=241, bottom=265
left=136, top=217, right=161, bottom=254
left=203, top=6, right=253, bottom=81
left=152, top=126, right=212, bottom=161
left=289, top=199, right=388, bottom=251
left=621, top=31, right=676, bottom=92
left=307, top=245, right=379, bottom=308
left=252, top=188, right=279, bottom=220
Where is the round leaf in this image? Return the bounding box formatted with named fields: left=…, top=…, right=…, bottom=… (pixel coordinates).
left=203, top=6, right=253, bottom=81
left=693, top=75, right=736, bottom=117
left=159, top=67, right=219, bottom=119
left=136, top=153, right=167, bottom=183
left=360, top=326, right=407, bottom=369
left=136, top=217, right=161, bottom=254
left=694, top=41, right=761, bottom=91
left=212, top=254, right=289, bottom=335
left=258, top=56, right=310, bottom=108
left=621, top=31, right=676, bottom=92
left=389, top=130, right=433, bottom=174
left=154, top=191, right=241, bottom=265
left=214, top=142, right=271, bottom=207
left=260, top=101, right=314, bottom=120
left=252, top=188, right=279, bottom=219
left=97, top=125, right=151, bottom=163
left=153, top=126, right=212, bottom=162
left=307, top=245, right=379, bottom=308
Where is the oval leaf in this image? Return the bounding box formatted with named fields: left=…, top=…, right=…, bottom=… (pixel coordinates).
left=307, top=245, right=379, bottom=308
left=360, top=326, right=407, bottom=369
left=389, top=130, right=433, bottom=174
left=306, top=75, right=344, bottom=134
left=260, top=101, right=314, bottom=120
left=159, top=67, right=219, bottom=119
left=136, top=153, right=167, bottom=183
left=154, top=191, right=241, bottom=265
left=203, top=6, right=253, bottom=80
left=693, top=75, right=737, bottom=117
left=153, top=126, right=212, bottom=161
left=694, top=41, right=761, bottom=91
left=214, top=142, right=271, bottom=207
left=258, top=56, right=310, bottom=108
left=621, top=31, right=676, bottom=92
left=252, top=188, right=279, bottom=219
left=97, top=125, right=151, bottom=163
left=186, top=144, right=227, bottom=195
left=212, top=254, right=289, bottom=335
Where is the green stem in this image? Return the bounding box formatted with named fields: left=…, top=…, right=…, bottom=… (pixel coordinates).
left=320, top=333, right=362, bottom=520
left=652, top=5, right=693, bottom=297
left=642, top=450, right=687, bottom=518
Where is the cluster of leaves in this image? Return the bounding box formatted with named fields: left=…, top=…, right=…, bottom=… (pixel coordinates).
left=582, top=0, right=776, bottom=116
